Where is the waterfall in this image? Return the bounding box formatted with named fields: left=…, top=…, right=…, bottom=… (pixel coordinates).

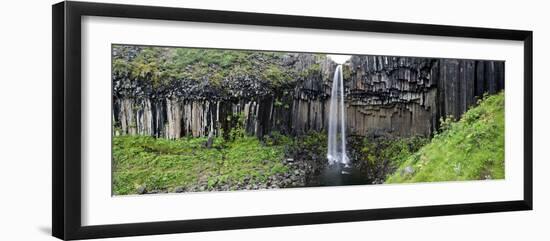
left=327, top=65, right=349, bottom=165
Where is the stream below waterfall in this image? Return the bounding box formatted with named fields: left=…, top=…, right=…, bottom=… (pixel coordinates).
left=307, top=164, right=372, bottom=187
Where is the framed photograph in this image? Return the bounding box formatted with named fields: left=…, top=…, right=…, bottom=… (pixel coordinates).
left=52, top=1, right=533, bottom=240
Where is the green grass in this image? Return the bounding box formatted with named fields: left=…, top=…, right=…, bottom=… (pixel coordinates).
left=360, top=136, right=428, bottom=168
left=386, top=92, right=505, bottom=183
left=112, top=135, right=288, bottom=195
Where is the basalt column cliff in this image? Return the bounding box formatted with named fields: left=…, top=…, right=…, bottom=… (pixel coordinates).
left=112, top=47, right=504, bottom=139
left=345, top=56, right=504, bottom=136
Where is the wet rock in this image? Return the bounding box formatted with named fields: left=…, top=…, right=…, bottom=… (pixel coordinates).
left=403, top=166, right=415, bottom=175
left=174, top=186, right=186, bottom=193
left=136, top=185, right=147, bottom=194
left=205, top=131, right=214, bottom=148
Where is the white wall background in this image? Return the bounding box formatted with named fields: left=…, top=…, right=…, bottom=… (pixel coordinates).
left=0, top=0, right=547, bottom=240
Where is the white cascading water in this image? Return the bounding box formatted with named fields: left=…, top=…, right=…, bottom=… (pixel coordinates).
left=327, top=64, right=349, bottom=166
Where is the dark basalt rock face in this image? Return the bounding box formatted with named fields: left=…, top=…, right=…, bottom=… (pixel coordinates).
left=345, top=56, right=504, bottom=136
left=112, top=53, right=504, bottom=139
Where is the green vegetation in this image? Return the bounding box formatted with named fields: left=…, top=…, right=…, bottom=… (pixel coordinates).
left=112, top=135, right=288, bottom=195
left=266, top=130, right=328, bottom=159
left=356, top=135, right=428, bottom=182
left=172, top=48, right=251, bottom=68
left=112, top=91, right=505, bottom=194
left=342, top=64, right=352, bottom=81
left=262, top=64, right=293, bottom=88
left=112, top=45, right=296, bottom=93
left=112, top=91, right=506, bottom=194
left=360, top=136, right=427, bottom=168
left=386, top=92, right=505, bottom=183
left=293, top=131, right=328, bottom=157
left=300, top=63, right=321, bottom=78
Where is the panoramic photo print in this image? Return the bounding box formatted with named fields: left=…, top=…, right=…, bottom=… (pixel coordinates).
left=111, top=44, right=505, bottom=195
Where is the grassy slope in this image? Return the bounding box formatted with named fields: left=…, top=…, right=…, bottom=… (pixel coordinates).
left=112, top=135, right=287, bottom=195
left=386, top=92, right=505, bottom=183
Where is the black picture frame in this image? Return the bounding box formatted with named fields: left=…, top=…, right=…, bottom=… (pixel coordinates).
left=52, top=1, right=533, bottom=240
